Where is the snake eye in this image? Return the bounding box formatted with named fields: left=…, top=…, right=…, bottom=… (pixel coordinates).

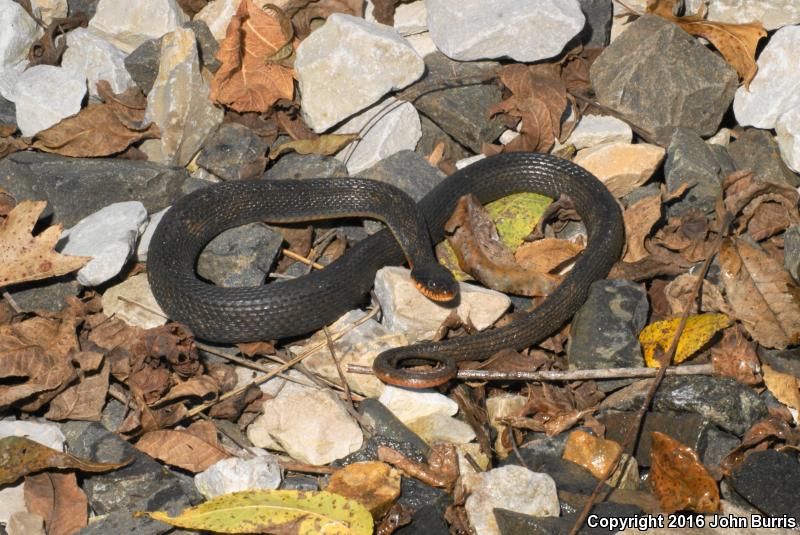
left=411, top=264, right=458, bottom=302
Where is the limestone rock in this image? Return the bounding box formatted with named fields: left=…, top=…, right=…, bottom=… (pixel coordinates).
left=563, top=114, right=633, bottom=150
left=88, top=0, right=188, bottom=53
left=379, top=385, right=458, bottom=423
left=61, top=28, right=136, bottom=100
left=135, top=207, right=169, bottom=261
left=101, top=273, right=167, bottom=329
left=12, top=65, right=86, bottom=137
left=195, top=0, right=241, bottom=41
left=0, top=0, right=39, bottom=72
left=777, top=106, right=800, bottom=173
left=407, top=413, right=477, bottom=445
left=573, top=141, right=665, bottom=198
left=31, top=0, right=67, bottom=24
left=194, top=452, right=282, bottom=499
left=707, top=0, right=800, bottom=30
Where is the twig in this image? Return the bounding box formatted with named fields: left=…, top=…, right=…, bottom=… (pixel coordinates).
left=324, top=326, right=355, bottom=411
left=282, top=248, right=324, bottom=270
left=506, top=422, right=530, bottom=470
left=2, top=290, right=21, bottom=314
left=345, top=363, right=714, bottom=381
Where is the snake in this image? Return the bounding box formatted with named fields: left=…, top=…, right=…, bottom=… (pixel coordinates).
left=147, top=152, right=624, bottom=388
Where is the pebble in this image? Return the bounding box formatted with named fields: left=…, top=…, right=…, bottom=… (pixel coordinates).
left=194, top=452, right=282, bottom=499
left=707, top=0, right=800, bottom=30
left=88, top=0, right=188, bottom=53
left=194, top=0, right=240, bottom=41
left=197, top=222, right=282, bottom=287
left=135, top=207, right=169, bottom=261
left=0, top=0, right=39, bottom=72
left=366, top=0, right=427, bottom=35
left=58, top=201, right=148, bottom=287
left=776, top=105, right=800, bottom=173
left=573, top=141, right=666, bottom=198
left=727, top=128, right=799, bottom=187
left=395, top=495, right=451, bottom=535
left=563, top=114, right=633, bottom=150
left=427, top=0, right=585, bottom=62
left=578, top=0, right=613, bottom=48
left=358, top=399, right=431, bottom=458
left=12, top=65, right=86, bottom=137
left=295, top=14, right=424, bottom=132
left=406, top=413, right=476, bottom=445
left=729, top=450, right=800, bottom=518
left=6, top=513, right=45, bottom=535
left=101, top=273, right=167, bottom=329
left=61, top=27, right=136, bottom=100
left=360, top=150, right=445, bottom=202
left=665, top=128, right=731, bottom=216
left=701, top=426, right=741, bottom=468
left=140, top=27, right=224, bottom=166
left=334, top=97, right=422, bottom=175
left=379, top=385, right=459, bottom=423
left=124, top=38, right=161, bottom=95
left=30, top=0, right=67, bottom=24
left=463, top=466, right=559, bottom=535
left=197, top=123, right=268, bottom=181
left=417, top=115, right=470, bottom=163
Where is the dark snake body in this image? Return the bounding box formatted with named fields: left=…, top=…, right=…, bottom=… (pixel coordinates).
left=148, top=152, right=624, bottom=387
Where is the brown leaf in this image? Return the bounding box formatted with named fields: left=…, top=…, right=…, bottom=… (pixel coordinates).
left=762, top=364, right=800, bottom=412
left=324, top=461, right=401, bottom=519
left=649, top=431, right=719, bottom=514
left=722, top=173, right=800, bottom=238
left=152, top=375, right=220, bottom=407
left=514, top=238, right=584, bottom=273
left=378, top=443, right=458, bottom=491
left=720, top=417, right=800, bottom=473
left=664, top=272, right=732, bottom=317
left=284, top=0, right=364, bottom=39
left=175, top=0, right=208, bottom=16
left=370, top=0, right=401, bottom=25
left=270, top=133, right=359, bottom=160
left=0, top=436, right=130, bottom=486
left=236, top=340, right=276, bottom=357
left=24, top=472, right=88, bottom=535
left=0, top=136, right=26, bottom=159
left=0, top=201, right=89, bottom=287
left=211, top=0, right=295, bottom=112
left=710, top=327, right=761, bottom=386
left=134, top=421, right=229, bottom=473
left=719, top=237, right=800, bottom=348
left=45, top=353, right=109, bottom=421
left=622, top=194, right=662, bottom=263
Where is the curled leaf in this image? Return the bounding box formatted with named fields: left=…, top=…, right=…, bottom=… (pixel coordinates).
left=639, top=313, right=732, bottom=367
left=270, top=133, right=359, bottom=160
left=650, top=431, right=719, bottom=514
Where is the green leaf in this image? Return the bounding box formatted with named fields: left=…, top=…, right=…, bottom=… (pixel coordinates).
left=136, top=489, right=374, bottom=534
left=485, top=192, right=552, bottom=249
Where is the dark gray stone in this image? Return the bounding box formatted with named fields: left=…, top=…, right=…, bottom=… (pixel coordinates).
left=67, top=0, right=97, bottom=18
left=359, top=398, right=431, bottom=458
left=395, top=494, right=450, bottom=535
left=709, top=143, right=736, bottom=176
left=590, top=15, right=737, bottom=140
left=360, top=150, right=446, bottom=202
left=280, top=475, right=319, bottom=491
left=730, top=450, right=800, bottom=519
left=728, top=128, right=800, bottom=187
left=622, top=183, right=661, bottom=207
left=197, top=123, right=269, bottom=181
left=578, top=0, right=613, bottom=48
left=785, top=225, right=800, bottom=283
left=124, top=39, right=161, bottom=95
left=335, top=436, right=427, bottom=467
left=416, top=114, right=471, bottom=164
left=412, top=52, right=505, bottom=152
left=264, top=153, right=349, bottom=181
left=100, top=398, right=128, bottom=433
left=502, top=444, right=600, bottom=497
left=600, top=376, right=767, bottom=435
left=197, top=223, right=283, bottom=287
left=184, top=20, right=221, bottom=72
left=399, top=477, right=449, bottom=512
left=665, top=128, right=724, bottom=216
left=6, top=275, right=81, bottom=312
left=76, top=511, right=173, bottom=535
left=0, top=152, right=189, bottom=227
left=758, top=344, right=800, bottom=382
left=0, top=94, right=15, bottom=128
left=495, top=502, right=644, bottom=535
left=701, top=426, right=740, bottom=467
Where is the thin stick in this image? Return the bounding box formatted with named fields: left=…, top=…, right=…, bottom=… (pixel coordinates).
left=324, top=326, right=355, bottom=411
left=282, top=248, right=324, bottom=270
left=2, top=291, right=21, bottom=314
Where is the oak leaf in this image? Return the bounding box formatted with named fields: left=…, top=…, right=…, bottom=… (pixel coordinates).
left=650, top=432, right=719, bottom=514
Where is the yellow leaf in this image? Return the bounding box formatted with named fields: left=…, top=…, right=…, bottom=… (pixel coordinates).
left=136, top=489, right=374, bottom=534
left=639, top=313, right=732, bottom=368
left=762, top=364, right=800, bottom=411
left=485, top=192, right=552, bottom=249
left=270, top=133, right=359, bottom=160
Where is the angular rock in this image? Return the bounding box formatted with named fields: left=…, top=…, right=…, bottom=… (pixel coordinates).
left=395, top=495, right=451, bottom=535
left=784, top=225, right=800, bottom=283
left=58, top=201, right=148, bottom=286
left=578, top=0, right=613, bottom=48
left=591, top=15, right=737, bottom=139
left=734, top=25, right=800, bottom=129
left=729, top=450, right=800, bottom=519
left=708, top=0, right=800, bottom=30
left=295, top=14, right=424, bottom=132
left=337, top=435, right=428, bottom=467
left=358, top=399, right=431, bottom=458
left=197, top=222, right=282, bottom=287
left=374, top=266, right=510, bottom=343
left=0, top=93, right=15, bottom=126
left=6, top=275, right=80, bottom=312
left=184, top=20, right=221, bottom=73
left=665, top=128, right=726, bottom=216
left=31, top=0, right=67, bottom=24
left=12, top=65, right=86, bottom=137
left=405, top=32, right=437, bottom=58
left=427, top=0, right=584, bottom=62
left=197, top=123, right=268, bottom=181
left=194, top=452, right=282, bottom=499
left=701, top=426, right=740, bottom=468
left=140, top=27, right=224, bottom=166
left=280, top=475, right=318, bottom=492
left=776, top=106, right=800, bottom=173
left=416, top=114, right=471, bottom=164
left=67, top=0, right=97, bottom=18
left=360, top=150, right=445, bottom=202
left=564, top=113, right=632, bottom=150
left=379, top=385, right=458, bottom=423
left=101, top=273, right=167, bottom=329
left=265, top=153, right=349, bottom=181
left=334, top=97, right=422, bottom=174
left=728, top=128, right=799, bottom=187
left=88, top=0, right=188, bottom=53
left=573, top=141, right=665, bottom=198
left=124, top=38, right=161, bottom=94
left=61, top=27, right=136, bottom=100
left=7, top=513, right=45, bottom=535
left=0, top=0, right=39, bottom=72
left=407, top=413, right=476, bottom=445
left=135, top=207, right=169, bottom=261
left=194, top=0, right=240, bottom=41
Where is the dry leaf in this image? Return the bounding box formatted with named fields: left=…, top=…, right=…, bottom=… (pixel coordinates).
left=719, top=237, right=800, bottom=348
left=378, top=443, right=458, bottom=490
left=24, top=472, right=88, bottom=535
left=562, top=430, right=623, bottom=480
left=762, top=364, right=800, bottom=412
left=623, top=194, right=662, bottom=263
left=135, top=421, right=229, bottom=473
left=284, top=0, right=364, bottom=39
left=270, top=133, right=359, bottom=160
left=514, top=237, right=584, bottom=273
left=710, top=326, right=761, bottom=386
left=211, top=0, right=295, bottom=112
left=639, top=313, right=732, bottom=367
left=0, top=136, right=26, bottom=159
left=324, top=461, right=401, bottom=519
left=720, top=417, right=800, bottom=474
left=45, top=353, right=109, bottom=421
left=152, top=375, right=220, bottom=407
left=0, top=201, right=89, bottom=287
left=650, top=432, right=719, bottom=514
left=664, top=272, right=732, bottom=317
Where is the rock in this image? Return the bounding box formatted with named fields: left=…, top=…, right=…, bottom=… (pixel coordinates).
left=374, top=266, right=510, bottom=343
left=379, top=385, right=458, bottom=423
left=265, top=153, right=349, bottom=180
left=486, top=394, right=527, bottom=456
left=291, top=309, right=407, bottom=398
left=194, top=452, right=282, bottom=499
left=776, top=106, right=800, bottom=173
left=88, top=0, right=188, bottom=53
left=334, top=97, right=422, bottom=175
left=600, top=376, right=768, bottom=435
left=427, top=0, right=584, bottom=62
left=727, top=128, right=799, bottom=187
left=337, top=435, right=427, bottom=467
left=366, top=0, right=427, bottom=35
left=196, top=222, right=282, bottom=287
left=358, top=399, right=431, bottom=458
left=0, top=93, right=15, bottom=126
left=578, top=0, right=613, bottom=48
left=591, top=15, right=737, bottom=140
left=707, top=127, right=732, bottom=147
left=573, top=142, right=665, bottom=198
left=734, top=25, right=800, bottom=129
left=247, top=382, right=363, bottom=465
left=563, top=114, right=632, bottom=150
left=729, top=450, right=800, bottom=518
left=184, top=20, right=221, bottom=73
left=360, top=150, right=445, bottom=202
left=7, top=512, right=45, bottom=535
left=395, top=495, right=451, bottom=535
left=135, top=207, right=169, bottom=261
left=406, top=413, right=476, bottom=445
left=405, top=32, right=437, bottom=58
left=194, top=0, right=240, bottom=41
left=495, top=502, right=643, bottom=535
left=464, top=466, right=559, bottom=535
left=140, top=27, right=224, bottom=166
left=58, top=202, right=148, bottom=286
left=0, top=419, right=65, bottom=448
left=31, top=0, right=67, bottom=24
left=503, top=438, right=600, bottom=495
left=416, top=114, right=471, bottom=164
left=784, top=225, right=800, bottom=283
left=707, top=0, right=800, bottom=30
left=411, top=52, right=506, bottom=153
left=61, top=27, right=136, bottom=100
left=0, top=0, right=38, bottom=73
left=0, top=152, right=189, bottom=228
left=12, top=65, right=86, bottom=137
left=67, top=0, right=97, bottom=18
left=123, top=38, right=161, bottom=94
left=701, top=426, right=740, bottom=468
left=280, top=475, right=318, bottom=492
left=101, top=273, right=167, bottom=329
left=7, top=275, right=80, bottom=313
left=295, top=14, right=424, bottom=132
left=665, top=128, right=726, bottom=216
left=196, top=123, right=268, bottom=181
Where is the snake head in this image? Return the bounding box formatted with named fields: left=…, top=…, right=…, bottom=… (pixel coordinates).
left=411, top=263, right=458, bottom=302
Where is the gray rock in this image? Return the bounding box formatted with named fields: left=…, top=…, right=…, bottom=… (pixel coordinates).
left=75, top=512, right=174, bottom=535
left=67, top=0, right=97, bottom=17
left=578, top=0, right=613, bottom=48
left=194, top=453, right=282, bottom=499
left=503, top=444, right=600, bottom=497
left=124, top=38, right=161, bottom=94
left=0, top=93, right=15, bottom=127
left=337, top=435, right=427, bottom=468
left=727, top=128, right=800, bottom=187
left=183, top=20, right=220, bottom=72
left=590, top=15, right=737, bottom=140
left=495, top=502, right=644, bottom=535
left=708, top=0, right=800, bottom=30
left=708, top=142, right=737, bottom=176
left=665, top=128, right=724, bottom=216
left=360, top=150, right=445, bottom=202
left=701, top=426, right=740, bottom=468
left=757, top=345, right=800, bottom=384
left=730, top=450, right=800, bottom=519
left=264, top=153, right=349, bottom=181
left=359, top=399, right=431, bottom=459
left=600, top=376, right=768, bottom=435
left=395, top=494, right=451, bottom=535
left=12, top=65, right=86, bottom=137
left=197, top=123, right=268, bottom=181
left=416, top=114, right=471, bottom=163
left=622, top=183, right=661, bottom=207
left=0, top=152, right=189, bottom=227
left=412, top=52, right=505, bottom=153
left=61, top=27, right=136, bottom=100
left=279, top=475, right=319, bottom=492
left=6, top=275, right=80, bottom=312
left=197, top=223, right=283, bottom=287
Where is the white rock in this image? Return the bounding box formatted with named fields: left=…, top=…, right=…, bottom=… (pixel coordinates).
left=427, top=0, right=584, bottom=62
left=707, top=127, right=732, bottom=147
left=140, top=27, right=224, bottom=166
left=101, top=273, right=167, bottom=329
left=366, top=0, right=428, bottom=35
left=136, top=207, right=170, bottom=261
left=335, top=98, right=422, bottom=174
left=61, top=28, right=136, bottom=100
left=195, top=0, right=242, bottom=41
left=464, top=466, right=559, bottom=535
left=379, top=385, right=458, bottom=422
left=708, top=0, right=800, bottom=30
left=295, top=14, right=424, bottom=133
left=455, top=154, right=486, bottom=169
left=0, top=485, right=26, bottom=525
left=59, top=201, right=148, bottom=287
left=374, top=266, right=510, bottom=343
left=0, top=60, right=26, bottom=101
left=777, top=106, right=800, bottom=173
left=734, top=25, right=800, bottom=129
left=0, top=0, right=39, bottom=72
left=486, top=393, right=526, bottom=456
left=7, top=512, right=45, bottom=535
left=194, top=452, right=282, bottom=499
left=30, top=0, right=67, bottom=25
left=12, top=65, right=86, bottom=137
left=88, top=0, right=188, bottom=53
left=565, top=114, right=633, bottom=150
left=405, top=32, right=437, bottom=57
left=407, top=413, right=476, bottom=444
